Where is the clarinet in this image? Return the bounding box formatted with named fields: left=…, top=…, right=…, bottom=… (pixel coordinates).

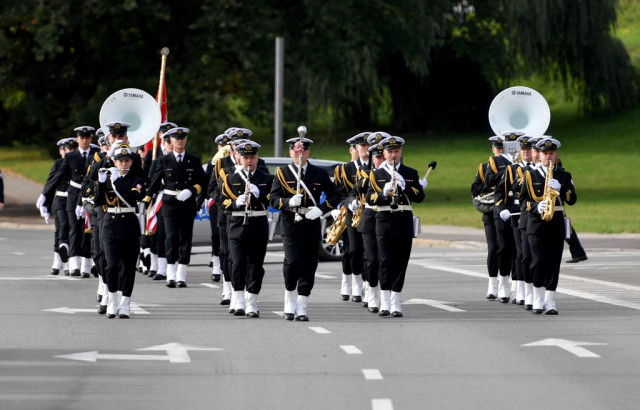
left=242, top=167, right=251, bottom=226
left=294, top=125, right=307, bottom=222
left=389, top=159, right=399, bottom=210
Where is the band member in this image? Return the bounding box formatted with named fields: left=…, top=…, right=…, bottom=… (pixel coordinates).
left=220, top=141, right=273, bottom=317
left=95, top=145, right=147, bottom=318
left=520, top=137, right=577, bottom=314
left=355, top=132, right=388, bottom=312
left=366, top=136, right=425, bottom=317
left=146, top=127, right=206, bottom=288
left=334, top=132, right=370, bottom=303
left=495, top=135, right=534, bottom=305
left=270, top=136, right=340, bottom=321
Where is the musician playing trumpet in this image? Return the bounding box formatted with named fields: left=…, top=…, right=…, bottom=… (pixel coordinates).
left=520, top=137, right=577, bottom=315
left=220, top=141, right=273, bottom=317
left=366, top=136, right=426, bottom=317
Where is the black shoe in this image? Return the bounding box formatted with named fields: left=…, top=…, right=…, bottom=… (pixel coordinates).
left=379, top=310, right=390, bottom=317
left=166, top=280, right=176, bottom=288
left=545, top=309, right=558, bottom=315
left=136, top=266, right=143, bottom=273
left=59, top=246, right=69, bottom=263
left=524, top=304, right=533, bottom=310
left=283, top=313, right=295, bottom=321
left=362, top=301, right=369, bottom=308
left=118, top=312, right=130, bottom=319
left=391, top=311, right=403, bottom=317
left=208, top=261, right=213, bottom=268
left=82, top=272, right=90, bottom=279
left=295, top=315, right=309, bottom=321
left=369, top=307, right=379, bottom=313
left=211, top=274, right=221, bottom=282
left=97, top=294, right=102, bottom=303
left=499, top=297, right=509, bottom=303
left=532, top=309, right=543, bottom=314
left=340, top=294, right=350, bottom=301
left=98, top=304, right=107, bottom=314
left=142, top=269, right=149, bottom=276
left=148, top=270, right=157, bottom=278
left=64, top=270, right=69, bottom=276
left=567, top=255, right=588, bottom=263
left=517, top=300, right=525, bottom=306
left=51, top=268, right=60, bottom=276
left=153, top=274, right=166, bottom=281
left=511, top=298, right=517, bottom=304
left=143, top=254, right=151, bottom=270
left=246, top=312, right=259, bottom=318
left=177, top=281, right=187, bottom=288
left=107, top=313, right=116, bottom=319
left=351, top=295, right=362, bottom=303
left=486, top=294, right=497, bottom=301
left=234, top=309, right=245, bottom=316
left=229, top=309, right=235, bottom=314
left=220, top=299, right=231, bottom=305
left=70, top=270, right=81, bottom=277
left=91, top=266, right=98, bottom=278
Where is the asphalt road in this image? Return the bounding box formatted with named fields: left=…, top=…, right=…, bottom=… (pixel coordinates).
left=1, top=227, right=640, bottom=410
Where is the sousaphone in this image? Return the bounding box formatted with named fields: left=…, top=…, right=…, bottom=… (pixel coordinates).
left=488, top=86, right=550, bottom=160
left=99, top=88, right=162, bottom=147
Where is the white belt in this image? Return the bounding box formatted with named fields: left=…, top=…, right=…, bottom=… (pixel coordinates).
left=514, top=199, right=520, bottom=205
left=163, top=189, right=180, bottom=196
left=364, top=203, right=375, bottom=209
left=106, top=207, right=136, bottom=214
left=69, top=180, right=82, bottom=189
left=554, top=206, right=565, bottom=211
left=295, top=207, right=313, bottom=215
left=375, top=205, right=413, bottom=212
left=231, top=210, right=268, bottom=217
left=55, top=191, right=68, bottom=197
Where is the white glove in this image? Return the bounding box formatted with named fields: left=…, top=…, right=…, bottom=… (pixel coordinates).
left=75, top=205, right=84, bottom=220
left=235, top=194, right=247, bottom=207
left=289, top=194, right=303, bottom=207
left=176, top=189, right=193, bottom=201
left=43, top=211, right=50, bottom=224
left=36, top=194, right=46, bottom=209
left=419, top=178, right=428, bottom=189
left=394, top=173, right=406, bottom=190
left=348, top=199, right=360, bottom=213
left=108, top=140, right=123, bottom=157
left=249, top=183, right=259, bottom=198
left=330, top=209, right=340, bottom=219
left=499, top=209, right=511, bottom=221
left=98, top=169, right=108, bottom=183
left=39, top=205, right=48, bottom=218
left=383, top=182, right=393, bottom=196
left=537, top=201, right=547, bottom=214
left=548, top=178, right=561, bottom=191
left=109, top=166, right=119, bottom=182
left=305, top=206, right=323, bottom=220
left=204, top=198, right=213, bottom=209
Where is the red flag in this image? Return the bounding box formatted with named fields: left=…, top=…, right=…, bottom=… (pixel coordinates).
left=144, top=78, right=168, bottom=153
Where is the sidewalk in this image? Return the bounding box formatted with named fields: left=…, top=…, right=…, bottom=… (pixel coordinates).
left=0, top=170, right=53, bottom=231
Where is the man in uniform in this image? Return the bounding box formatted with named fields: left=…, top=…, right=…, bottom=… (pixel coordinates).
left=220, top=141, right=273, bottom=317
left=520, top=137, right=577, bottom=314
left=334, top=132, right=370, bottom=303
left=146, top=127, right=206, bottom=288
left=270, top=136, right=340, bottom=321
left=366, top=136, right=425, bottom=317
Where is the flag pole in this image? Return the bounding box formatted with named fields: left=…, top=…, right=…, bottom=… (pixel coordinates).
left=153, top=47, right=169, bottom=161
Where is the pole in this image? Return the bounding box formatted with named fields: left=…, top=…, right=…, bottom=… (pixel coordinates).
left=153, top=47, right=169, bottom=161
left=274, top=37, right=284, bottom=157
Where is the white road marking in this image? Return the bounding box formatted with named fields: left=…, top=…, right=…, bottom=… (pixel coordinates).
left=340, top=345, right=362, bottom=354
left=44, top=303, right=160, bottom=315
left=372, top=398, right=394, bottom=410
left=12, top=252, right=26, bottom=256
left=522, top=338, right=606, bottom=358
left=0, top=276, right=80, bottom=281
left=362, top=369, right=383, bottom=380
left=315, top=274, right=336, bottom=279
left=56, top=343, right=222, bottom=363
left=402, top=298, right=465, bottom=312
left=309, top=327, right=331, bottom=334
left=272, top=311, right=284, bottom=317
left=200, top=283, right=220, bottom=289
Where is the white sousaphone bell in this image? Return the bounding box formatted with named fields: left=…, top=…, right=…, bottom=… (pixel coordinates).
left=99, top=88, right=162, bottom=147
left=488, top=85, right=550, bottom=160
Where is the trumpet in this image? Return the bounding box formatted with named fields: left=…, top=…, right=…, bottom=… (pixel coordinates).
left=242, top=167, right=251, bottom=226
left=389, top=159, right=398, bottom=210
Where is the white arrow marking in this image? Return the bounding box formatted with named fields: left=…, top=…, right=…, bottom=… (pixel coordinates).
left=0, top=276, right=80, bottom=281
left=56, top=343, right=222, bottom=363
left=44, top=307, right=96, bottom=314
left=522, top=338, right=606, bottom=358
left=402, top=298, right=465, bottom=312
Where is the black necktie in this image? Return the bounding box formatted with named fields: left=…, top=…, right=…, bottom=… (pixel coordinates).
left=177, top=154, right=182, bottom=164
left=82, top=151, right=88, bottom=166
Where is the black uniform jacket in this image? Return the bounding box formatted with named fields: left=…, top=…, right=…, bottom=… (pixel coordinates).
left=335, top=159, right=369, bottom=223
left=520, top=166, right=577, bottom=235
left=42, top=158, right=63, bottom=209
left=354, top=166, right=376, bottom=235
left=366, top=163, right=425, bottom=237
left=495, top=162, right=528, bottom=228
left=146, top=151, right=206, bottom=217
left=270, top=161, right=340, bottom=240
left=220, top=167, right=273, bottom=241
left=484, top=154, right=513, bottom=188
left=95, top=172, right=147, bottom=240
left=43, top=147, right=99, bottom=211
left=470, top=162, right=495, bottom=223
left=143, top=146, right=163, bottom=177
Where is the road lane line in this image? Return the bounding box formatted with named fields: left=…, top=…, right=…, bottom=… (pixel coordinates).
left=340, top=345, right=362, bottom=354
left=372, top=399, right=394, bottom=410
left=362, top=369, right=383, bottom=380
left=309, top=327, right=331, bottom=334
left=199, top=283, right=220, bottom=289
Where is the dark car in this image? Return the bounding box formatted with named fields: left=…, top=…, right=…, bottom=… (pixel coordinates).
left=192, top=156, right=345, bottom=261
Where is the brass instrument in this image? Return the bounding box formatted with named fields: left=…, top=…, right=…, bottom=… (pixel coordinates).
left=326, top=205, right=347, bottom=245
left=540, top=158, right=559, bottom=221
left=211, top=144, right=231, bottom=165
left=389, top=159, right=398, bottom=210
left=350, top=195, right=365, bottom=228
left=242, top=167, right=251, bottom=226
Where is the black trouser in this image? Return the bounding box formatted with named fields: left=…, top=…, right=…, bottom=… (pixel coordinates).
left=340, top=229, right=351, bottom=275
left=103, top=235, right=139, bottom=296
left=218, top=213, right=231, bottom=281
left=92, top=216, right=107, bottom=281
left=520, top=229, right=533, bottom=285
left=483, top=218, right=499, bottom=277
left=163, top=213, right=195, bottom=265
left=282, top=236, right=319, bottom=296
left=229, top=238, right=267, bottom=294
left=67, top=211, right=84, bottom=258
left=209, top=203, right=220, bottom=257
left=54, top=197, right=69, bottom=248
left=529, top=233, right=564, bottom=290
left=566, top=224, right=587, bottom=259
left=377, top=234, right=412, bottom=292
left=494, top=218, right=515, bottom=278
left=362, top=232, right=379, bottom=287
left=149, top=216, right=166, bottom=258
left=512, top=222, right=523, bottom=281
left=346, top=224, right=364, bottom=277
